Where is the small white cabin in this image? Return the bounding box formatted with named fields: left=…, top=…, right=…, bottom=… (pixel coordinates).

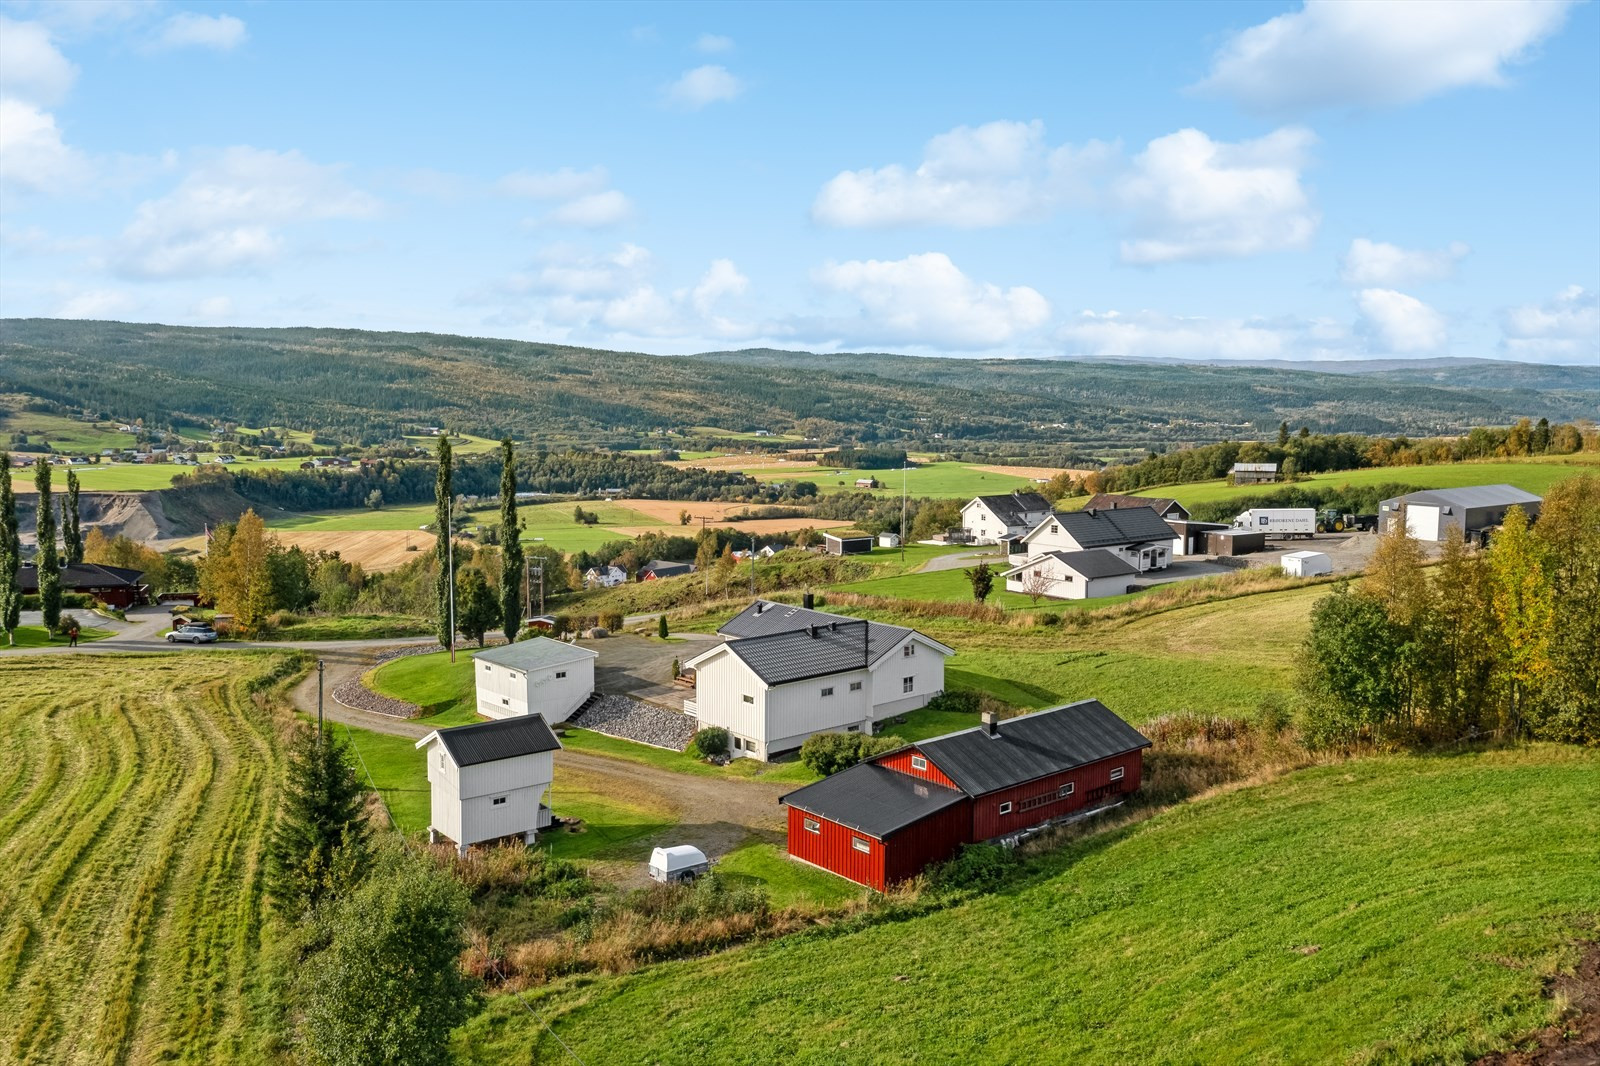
left=416, top=715, right=562, bottom=856
left=1280, top=550, right=1332, bottom=578
left=474, top=637, right=597, bottom=722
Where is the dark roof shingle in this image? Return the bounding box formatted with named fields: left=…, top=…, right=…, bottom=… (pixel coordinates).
left=432, top=715, right=561, bottom=767
left=16, top=562, right=144, bottom=591
left=970, top=492, right=1051, bottom=526
left=912, top=700, right=1151, bottom=796
left=1082, top=493, right=1187, bottom=519
left=720, top=620, right=887, bottom=686
left=1029, top=506, right=1175, bottom=549
left=781, top=763, right=968, bottom=838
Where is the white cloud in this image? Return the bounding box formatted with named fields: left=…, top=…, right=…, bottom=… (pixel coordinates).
left=154, top=12, right=247, bottom=51
left=191, top=295, right=235, bottom=320
left=1114, top=127, right=1319, bottom=263
left=664, top=65, right=743, bottom=109
left=496, top=166, right=610, bottom=200
left=0, top=17, right=78, bottom=105
left=112, top=147, right=378, bottom=278
left=1356, top=288, right=1448, bottom=352
left=813, top=120, right=1115, bottom=228
left=0, top=96, right=89, bottom=192
left=1340, top=238, right=1469, bottom=286
left=1197, top=0, right=1576, bottom=113
left=543, top=190, right=634, bottom=228
left=55, top=287, right=136, bottom=319
left=1057, top=309, right=1313, bottom=360
left=810, top=252, right=1049, bottom=348
left=1501, top=285, right=1600, bottom=363
left=695, top=34, right=734, bottom=53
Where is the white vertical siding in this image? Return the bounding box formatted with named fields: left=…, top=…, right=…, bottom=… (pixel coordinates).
left=870, top=635, right=947, bottom=713
left=424, top=742, right=555, bottom=847
left=475, top=658, right=594, bottom=722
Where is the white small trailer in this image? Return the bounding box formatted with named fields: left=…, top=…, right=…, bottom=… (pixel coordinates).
left=1280, top=550, right=1333, bottom=577
left=1233, top=508, right=1318, bottom=539
left=649, top=845, right=710, bottom=883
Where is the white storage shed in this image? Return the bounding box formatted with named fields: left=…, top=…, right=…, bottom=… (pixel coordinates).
left=474, top=637, right=597, bottom=722
left=1280, top=550, right=1332, bottom=578
left=417, top=715, right=561, bottom=856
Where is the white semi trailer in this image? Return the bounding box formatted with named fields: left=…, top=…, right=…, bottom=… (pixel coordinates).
left=1233, top=508, right=1318, bottom=539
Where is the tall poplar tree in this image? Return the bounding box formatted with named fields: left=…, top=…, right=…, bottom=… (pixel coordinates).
left=63, top=468, right=83, bottom=564
left=34, top=458, right=61, bottom=631
left=433, top=434, right=454, bottom=649
left=0, top=456, right=21, bottom=645
left=1487, top=505, right=1553, bottom=738
left=498, top=438, right=523, bottom=642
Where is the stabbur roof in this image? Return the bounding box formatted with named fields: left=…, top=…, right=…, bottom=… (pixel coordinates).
left=420, top=714, right=561, bottom=767
left=1026, top=505, right=1176, bottom=549
left=781, top=763, right=968, bottom=839
left=910, top=699, right=1152, bottom=797
left=474, top=636, right=596, bottom=672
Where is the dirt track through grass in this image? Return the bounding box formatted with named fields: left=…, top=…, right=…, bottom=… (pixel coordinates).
left=0, top=654, right=289, bottom=1065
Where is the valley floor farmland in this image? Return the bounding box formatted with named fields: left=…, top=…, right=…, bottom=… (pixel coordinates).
left=462, top=746, right=1600, bottom=1064
left=0, top=653, right=293, bottom=1065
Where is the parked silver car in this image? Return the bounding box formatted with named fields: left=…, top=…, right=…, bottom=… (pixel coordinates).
left=166, top=624, right=219, bottom=644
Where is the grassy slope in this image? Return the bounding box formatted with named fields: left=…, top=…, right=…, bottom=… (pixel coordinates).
left=0, top=408, right=136, bottom=453
left=462, top=746, right=1600, bottom=1064
left=11, top=456, right=312, bottom=492
left=1155, top=457, right=1596, bottom=510
left=732, top=460, right=1044, bottom=499
left=268, top=498, right=654, bottom=553
left=831, top=566, right=1148, bottom=611
left=0, top=653, right=289, bottom=1064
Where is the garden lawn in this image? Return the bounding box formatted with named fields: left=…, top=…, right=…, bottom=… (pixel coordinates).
left=5, top=624, right=112, bottom=648
left=461, top=746, right=1600, bottom=1065
left=558, top=728, right=818, bottom=785
left=831, top=566, right=1148, bottom=611
left=715, top=839, right=866, bottom=909
left=369, top=648, right=480, bottom=726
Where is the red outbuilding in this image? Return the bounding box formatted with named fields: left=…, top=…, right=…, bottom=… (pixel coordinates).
left=16, top=562, right=149, bottom=609
left=781, top=700, right=1152, bottom=891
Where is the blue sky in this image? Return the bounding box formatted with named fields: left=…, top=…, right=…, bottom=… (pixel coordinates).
left=2, top=0, right=1597, bottom=363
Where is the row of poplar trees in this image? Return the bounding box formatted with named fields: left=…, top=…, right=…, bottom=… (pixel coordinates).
left=0, top=454, right=86, bottom=644
left=433, top=436, right=526, bottom=648
left=1299, top=473, right=1599, bottom=747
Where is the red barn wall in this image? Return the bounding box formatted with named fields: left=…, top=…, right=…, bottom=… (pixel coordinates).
left=786, top=805, right=886, bottom=891
left=875, top=748, right=959, bottom=790
left=881, top=800, right=974, bottom=885
left=970, top=749, right=1144, bottom=842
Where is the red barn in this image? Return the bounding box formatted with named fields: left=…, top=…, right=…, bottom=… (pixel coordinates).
left=16, top=562, right=149, bottom=609
left=781, top=700, right=1151, bottom=891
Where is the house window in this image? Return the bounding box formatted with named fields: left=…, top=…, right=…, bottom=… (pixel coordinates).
left=556, top=671, right=566, bottom=679
left=742, top=694, right=754, bottom=704
left=902, top=677, right=914, bottom=694
left=483, top=664, right=491, bottom=671
left=903, top=644, right=915, bottom=658
left=821, top=686, right=834, bottom=697
left=438, top=753, right=444, bottom=769
left=733, top=736, right=743, bottom=750
left=846, top=724, right=858, bottom=732
left=851, top=837, right=870, bottom=853
left=998, top=802, right=1013, bottom=815
left=1050, top=524, right=1058, bottom=534
left=849, top=681, right=863, bottom=691
left=501, top=698, right=509, bottom=706
left=804, top=818, right=820, bottom=834
left=492, top=796, right=507, bottom=806
left=1059, top=782, right=1075, bottom=798
left=1110, top=766, right=1126, bottom=781
left=911, top=755, right=927, bottom=771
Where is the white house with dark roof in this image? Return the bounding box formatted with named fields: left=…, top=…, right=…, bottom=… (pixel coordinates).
left=960, top=492, right=1053, bottom=545
left=416, top=715, right=561, bottom=856
left=1000, top=548, right=1140, bottom=600
left=1378, top=484, right=1543, bottom=543
left=683, top=601, right=954, bottom=760
left=1016, top=506, right=1173, bottom=573
left=473, top=637, right=597, bottom=722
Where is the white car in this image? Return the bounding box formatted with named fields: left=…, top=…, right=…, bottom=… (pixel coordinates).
left=166, top=624, right=219, bottom=644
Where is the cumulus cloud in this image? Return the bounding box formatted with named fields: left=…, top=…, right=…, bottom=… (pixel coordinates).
left=691, top=258, right=748, bottom=316
left=191, top=295, right=235, bottom=320
left=55, top=287, right=136, bottom=319
left=496, top=166, right=610, bottom=200
left=1340, top=237, right=1469, bottom=286
left=664, top=65, right=743, bottom=108
left=112, top=147, right=378, bottom=278
left=813, top=120, right=1115, bottom=228
left=543, top=189, right=634, bottom=228
left=1057, top=309, right=1320, bottom=360
left=695, top=34, right=734, bottom=53
left=1114, top=127, right=1319, bottom=264
left=1501, top=285, right=1600, bottom=363
left=154, top=12, right=247, bottom=51
left=0, top=16, right=78, bottom=105
left=1356, top=288, right=1448, bottom=352
left=0, top=96, right=90, bottom=192
left=1196, top=0, right=1576, bottom=113
left=810, top=252, right=1049, bottom=348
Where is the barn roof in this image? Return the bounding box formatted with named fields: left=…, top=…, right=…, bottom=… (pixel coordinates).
left=15, top=562, right=145, bottom=592
left=474, top=636, right=596, bottom=672
left=1379, top=484, right=1542, bottom=511
left=1023, top=506, right=1175, bottom=549
left=781, top=763, right=967, bottom=839
left=639, top=559, right=694, bottom=576
left=1082, top=493, right=1188, bottom=519
left=417, top=714, right=561, bottom=766
left=965, top=492, right=1051, bottom=525
left=1000, top=549, right=1139, bottom=580
left=908, top=700, right=1151, bottom=797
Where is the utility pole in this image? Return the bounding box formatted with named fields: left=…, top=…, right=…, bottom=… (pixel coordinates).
left=316, top=659, right=325, bottom=740
left=524, top=555, right=532, bottom=623
left=901, top=461, right=908, bottom=565
left=533, top=564, right=545, bottom=615
left=447, top=494, right=457, bottom=663
left=749, top=535, right=756, bottom=595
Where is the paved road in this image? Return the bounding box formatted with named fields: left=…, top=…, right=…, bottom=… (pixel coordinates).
left=917, top=548, right=1005, bottom=573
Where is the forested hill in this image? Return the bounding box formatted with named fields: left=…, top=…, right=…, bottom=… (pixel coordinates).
left=1, top=319, right=1592, bottom=450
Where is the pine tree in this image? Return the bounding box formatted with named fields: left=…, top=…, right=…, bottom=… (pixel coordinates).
left=267, top=725, right=371, bottom=917
left=657, top=613, right=669, bottom=639
left=966, top=561, right=995, bottom=603
left=433, top=435, right=454, bottom=649
left=497, top=439, right=523, bottom=642
left=457, top=568, right=499, bottom=647
left=34, top=458, right=60, bottom=632
left=0, top=456, right=20, bottom=645
left=64, top=468, right=83, bottom=565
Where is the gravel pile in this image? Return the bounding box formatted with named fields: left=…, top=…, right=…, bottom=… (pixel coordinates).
left=571, top=694, right=696, bottom=751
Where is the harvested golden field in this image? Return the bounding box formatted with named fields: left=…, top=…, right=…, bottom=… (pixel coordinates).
left=169, top=529, right=429, bottom=571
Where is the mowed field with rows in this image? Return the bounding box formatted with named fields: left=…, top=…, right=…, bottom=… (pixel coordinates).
left=0, top=653, right=295, bottom=1065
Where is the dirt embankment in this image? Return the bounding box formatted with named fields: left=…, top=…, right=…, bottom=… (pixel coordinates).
left=10, top=481, right=258, bottom=546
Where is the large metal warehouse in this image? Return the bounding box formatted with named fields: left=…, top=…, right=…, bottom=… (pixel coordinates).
left=1379, top=484, right=1542, bottom=543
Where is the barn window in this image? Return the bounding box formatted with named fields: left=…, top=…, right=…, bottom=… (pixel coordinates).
left=1110, top=766, right=1125, bottom=781
left=851, top=837, right=870, bottom=853
left=492, top=796, right=507, bottom=806
left=1059, top=782, right=1075, bottom=798
left=556, top=671, right=567, bottom=679
left=849, top=681, right=863, bottom=691
left=998, top=802, right=1013, bottom=815
left=903, top=644, right=915, bottom=658
left=910, top=755, right=927, bottom=771
left=803, top=818, right=820, bottom=834
left=902, top=677, right=914, bottom=693
left=742, top=694, right=754, bottom=704
left=821, top=686, right=834, bottom=697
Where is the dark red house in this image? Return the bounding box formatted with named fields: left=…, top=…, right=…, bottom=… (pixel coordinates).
left=781, top=700, right=1152, bottom=891
left=16, top=562, right=149, bottom=609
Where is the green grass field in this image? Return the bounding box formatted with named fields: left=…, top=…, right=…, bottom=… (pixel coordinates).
left=461, top=745, right=1600, bottom=1064
left=0, top=407, right=137, bottom=454
left=0, top=653, right=290, bottom=1064
left=752, top=460, right=1045, bottom=499
left=369, top=648, right=481, bottom=727
left=716, top=839, right=866, bottom=909
left=6, top=624, right=112, bottom=648
left=12, top=456, right=312, bottom=492
left=269, top=498, right=651, bottom=553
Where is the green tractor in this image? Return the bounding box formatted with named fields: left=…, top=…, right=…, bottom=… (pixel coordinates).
left=1316, top=509, right=1377, bottom=533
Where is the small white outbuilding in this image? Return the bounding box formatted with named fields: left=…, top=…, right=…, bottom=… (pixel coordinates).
left=1281, top=550, right=1333, bottom=578
left=416, top=714, right=562, bottom=856
left=473, top=636, right=597, bottom=722
left=649, top=845, right=710, bottom=883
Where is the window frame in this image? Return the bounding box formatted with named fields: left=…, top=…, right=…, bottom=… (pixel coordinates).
left=910, top=755, right=927, bottom=771
left=849, top=680, right=863, bottom=692
left=820, top=686, right=834, bottom=698
left=741, top=694, right=754, bottom=704
left=997, top=801, right=1013, bottom=815
left=851, top=836, right=871, bottom=853
left=902, top=676, right=914, bottom=693
left=803, top=817, right=820, bottom=834
left=555, top=670, right=567, bottom=679
left=1109, top=766, right=1126, bottom=781
left=492, top=796, right=507, bottom=806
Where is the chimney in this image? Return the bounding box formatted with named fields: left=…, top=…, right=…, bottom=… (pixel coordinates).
left=981, top=710, right=1000, bottom=737
left=802, top=591, right=815, bottom=610
left=808, top=625, right=818, bottom=639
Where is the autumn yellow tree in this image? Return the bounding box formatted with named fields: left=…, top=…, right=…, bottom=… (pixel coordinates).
left=1486, top=505, right=1553, bottom=737
left=1359, top=514, right=1428, bottom=627
left=1528, top=474, right=1600, bottom=742
left=200, top=510, right=278, bottom=635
